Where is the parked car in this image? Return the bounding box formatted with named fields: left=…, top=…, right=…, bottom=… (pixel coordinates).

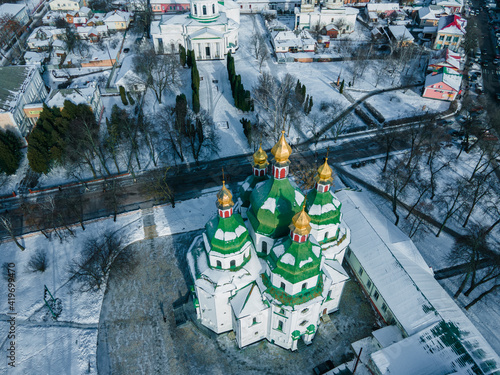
left=123, top=48, right=130, bottom=53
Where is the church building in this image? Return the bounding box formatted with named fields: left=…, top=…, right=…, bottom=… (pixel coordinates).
left=150, top=0, right=240, bottom=60
left=187, top=132, right=351, bottom=350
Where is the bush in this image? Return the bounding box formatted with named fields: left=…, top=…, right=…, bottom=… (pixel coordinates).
left=127, top=91, right=135, bottom=105
left=240, top=118, right=252, bottom=145
left=27, top=249, right=49, bottom=273
left=119, top=86, right=128, bottom=105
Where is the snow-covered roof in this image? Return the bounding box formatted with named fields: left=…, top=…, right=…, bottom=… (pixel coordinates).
left=436, top=0, right=463, bottom=9
left=388, top=25, right=414, bottom=42
left=429, top=48, right=463, bottom=70
left=338, top=190, right=500, bottom=374
left=150, top=0, right=189, bottom=4
left=418, top=5, right=444, bottom=19
left=371, top=325, right=403, bottom=348
left=272, top=30, right=316, bottom=49
left=0, top=65, right=37, bottom=112
left=230, top=282, right=268, bottom=319
left=103, top=10, right=132, bottom=22
left=23, top=51, right=47, bottom=63
left=437, top=14, right=466, bottom=34
left=46, top=84, right=97, bottom=108
left=366, top=3, right=400, bottom=12
left=0, top=3, right=26, bottom=17
left=425, top=67, right=462, bottom=91
left=79, top=6, right=91, bottom=14
left=77, top=25, right=108, bottom=35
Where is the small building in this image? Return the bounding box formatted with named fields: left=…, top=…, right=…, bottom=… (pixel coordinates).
left=77, top=25, right=108, bottom=42
left=115, top=70, right=147, bottom=92
left=271, top=30, right=316, bottom=53
left=436, top=0, right=463, bottom=15
left=151, top=0, right=190, bottom=17
left=86, top=14, right=104, bottom=26
left=0, top=65, right=49, bottom=136
left=387, top=25, right=414, bottom=46
left=433, top=14, right=466, bottom=52
left=103, top=10, right=132, bottom=30
left=417, top=5, right=446, bottom=27
left=366, top=3, right=400, bottom=15
left=26, top=26, right=66, bottom=52
left=295, top=0, right=358, bottom=35
left=423, top=67, right=462, bottom=101
left=46, top=82, right=104, bottom=123
left=428, top=48, right=463, bottom=73
left=49, top=0, right=85, bottom=12
left=23, top=51, right=48, bottom=70
left=52, top=39, right=68, bottom=57
left=323, top=24, right=338, bottom=38
left=42, top=11, right=64, bottom=25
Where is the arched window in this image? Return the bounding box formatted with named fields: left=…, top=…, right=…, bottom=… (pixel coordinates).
left=230, top=259, right=236, bottom=268
left=324, top=232, right=329, bottom=240
left=302, top=283, right=307, bottom=290
left=252, top=317, right=257, bottom=324
left=279, top=168, right=286, bottom=178
left=277, top=320, right=283, bottom=331
left=216, top=260, right=222, bottom=268
left=262, top=241, right=268, bottom=254
left=212, top=4, right=215, bottom=13
left=280, top=282, right=286, bottom=291
left=203, top=5, right=207, bottom=15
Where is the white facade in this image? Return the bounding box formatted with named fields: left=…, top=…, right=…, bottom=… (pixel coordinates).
left=150, top=0, right=240, bottom=60
left=49, top=0, right=83, bottom=11
left=295, top=5, right=358, bottom=34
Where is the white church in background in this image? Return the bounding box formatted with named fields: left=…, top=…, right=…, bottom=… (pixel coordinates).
left=150, top=0, right=239, bottom=60
left=295, top=0, right=358, bottom=35
left=187, top=133, right=351, bottom=351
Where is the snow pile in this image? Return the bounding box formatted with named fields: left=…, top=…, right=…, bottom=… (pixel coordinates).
left=299, top=257, right=313, bottom=268
left=261, top=197, right=277, bottom=213
left=281, top=253, right=296, bottom=266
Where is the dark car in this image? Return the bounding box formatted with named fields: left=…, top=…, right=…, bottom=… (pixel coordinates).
left=123, top=48, right=130, bottom=53
left=313, top=360, right=335, bottom=375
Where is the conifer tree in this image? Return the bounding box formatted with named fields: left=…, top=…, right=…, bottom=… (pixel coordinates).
left=300, top=84, right=306, bottom=104
left=187, top=49, right=194, bottom=68
left=304, top=94, right=310, bottom=113
left=307, top=96, right=313, bottom=115
left=339, top=79, right=345, bottom=94
left=179, top=44, right=186, bottom=66
left=295, top=80, right=302, bottom=102
left=0, top=130, right=22, bottom=175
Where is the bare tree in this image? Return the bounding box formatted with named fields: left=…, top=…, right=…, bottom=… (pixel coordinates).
left=27, top=249, right=49, bottom=273
left=375, top=129, right=398, bottom=172
left=460, top=173, right=494, bottom=228
left=142, top=167, right=175, bottom=205
left=257, top=41, right=269, bottom=73
left=0, top=215, right=24, bottom=250
left=435, top=180, right=466, bottom=237
left=68, top=232, right=135, bottom=291
left=185, top=109, right=220, bottom=163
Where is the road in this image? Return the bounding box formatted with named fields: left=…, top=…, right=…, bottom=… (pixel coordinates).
left=0, top=134, right=410, bottom=240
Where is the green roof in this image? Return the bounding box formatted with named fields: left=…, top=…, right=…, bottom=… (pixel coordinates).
left=205, top=213, right=251, bottom=255
left=306, top=189, right=341, bottom=226
left=267, top=236, right=322, bottom=284
left=238, top=174, right=269, bottom=209
left=247, top=177, right=304, bottom=238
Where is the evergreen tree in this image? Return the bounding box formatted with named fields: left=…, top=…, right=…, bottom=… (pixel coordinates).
left=307, top=96, right=313, bottom=115
left=304, top=94, right=310, bottom=113
left=0, top=130, right=23, bottom=175
left=301, top=85, right=306, bottom=104
left=179, top=44, right=186, bottom=66
left=295, top=80, right=302, bottom=102
left=192, top=90, right=200, bottom=113
left=187, top=49, right=194, bottom=68
left=339, top=79, right=345, bottom=94
left=175, top=94, right=188, bottom=131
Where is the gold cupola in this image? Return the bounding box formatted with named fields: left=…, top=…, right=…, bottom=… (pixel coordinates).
left=271, top=131, right=292, bottom=164
left=216, top=181, right=234, bottom=210
left=289, top=204, right=311, bottom=236
left=253, top=144, right=269, bottom=168
left=314, top=158, right=334, bottom=184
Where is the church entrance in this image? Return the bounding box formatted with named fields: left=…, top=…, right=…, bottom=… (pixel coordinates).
left=206, top=46, right=211, bottom=58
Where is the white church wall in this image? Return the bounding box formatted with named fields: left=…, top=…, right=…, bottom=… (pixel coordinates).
left=321, top=279, right=345, bottom=313
left=270, top=272, right=319, bottom=296
left=238, top=309, right=269, bottom=347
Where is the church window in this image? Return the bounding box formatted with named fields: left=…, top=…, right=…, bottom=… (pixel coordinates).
left=301, top=308, right=309, bottom=314
left=299, top=320, right=308, bottom=326
left=216, top=260, right=222, bottom=268
left=277, top=320, right=283, bottom=331
left=203, top=5, right=207, bottom=15
left=280, top=282, right=286, bottom=291
left=373, top=290, right=380, bottom=301
left=212, top=4, right=215, bottom=13
left=279, top=308, right=285, bottom=315
left=252, top=317, right=257, bottom=324
left=279, top=168, right=286, bottom=178
left=230, top=260, right=236, bottom=268
left=324, top=232, right=329, bottom=240
left=262, top=241, right=268, bottom=254
left=302, top=283, right=307, bottom=290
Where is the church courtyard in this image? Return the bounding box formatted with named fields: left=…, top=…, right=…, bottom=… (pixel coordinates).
left=97, top=231, right=378, bottom=375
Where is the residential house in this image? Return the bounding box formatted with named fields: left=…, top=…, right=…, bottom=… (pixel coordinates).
left=295, top=0, right=358, bottom=35
left=323, top=24, right=338, bottom=38
left=78, top=6, right=92, bottom=17
left=233, top=0, right=302, bottom=14
left=0, top=3, right=29, bottom=27
left=417, top=5, right=445, bottom=27
left=0, top=65, right=48, bottom=136
left=115, top=69, right=147, bottom=92
left=151, top=0, right=190, bottom=18
left=343, top=0, right=369, bottom=5
left=86, top=14, right=104, bottom=26
left=49, top=0, right=85, bottom=12
left=103, top=10, right=132, bottom=30
left=428, top=48, right=463, bottom=73
left=387, top=25, right=414, bottom=46
left=23, top=51, right=48, bottom=70
left=436, top=0, right=463, bottom=14
left=77, top=25, right=108, bottom=42
left=423, top=67, right=462, bottom=101
left=52, top=39, right=68, bottom=57
left=46, top=82, right=104, bottom=123
left=433, top=14, right=466, bottom=51
left=271, top=30, right=316, bottom=53
left=26, top=26, right=66, bottom=52
left=338, top=190, right=500, bottom=375
left=42, top=11, right=64, bottom=25
left=366, top=3, right=400, bottom=15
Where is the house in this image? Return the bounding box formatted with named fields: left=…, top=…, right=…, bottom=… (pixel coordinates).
left=188, top=135, right=351, bottom=351
left=0, top=65, right=48, bottom=136
left=115, top=70, right=147, bottom=92
left=271, top=30, right=316, bottom=53
left=366, top=3, right=400, bottom=15
left=103, top=10, right=132, bottom=30
left=42, top=11, right=64, bottom=25
left=86, top=14, right=104, bottom=26
left=436, top=0, right=463, bottom=14
left=23, top=51, right=48, bottom=70
left=433, top=14, right=466, bottom=52
left=26, top=26, right=66, bottom=52
left=233, top=0, right=302, bottom=14
left=52, top=39, right=68, bottom=57
left=387, top=25, right=414, bottom=45
left=49, top=0, right=85, bottom=11
left=295, top=0, right=358, bottom=35
left=338, top=189, right=500, bottom=375
left=151, top=0, right=190, bottom=18
left=150, top=0, right=240, bottom=60
left=417, top=5, right=446, bottom=27
left=343, top=0, right=369, bottom=5
left=46, top=82, right=104, bottom=123
left=77, top=25, right=108, bottom=42
left=428, top=48, right=463, bottom=73
left=323, top=24, right=338, bottom=38
left=78, top=6, right=92, bottom=17
left=423, top=67, right=462, bottom=101
left=0, top=3, right=29, bottom=27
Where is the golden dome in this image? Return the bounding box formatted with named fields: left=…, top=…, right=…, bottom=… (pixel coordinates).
left=271, top=131, right=292, bottom=163
left=253, top=144, right=268, bottom=167
left=289, top=204, right=311, bottom=236
left=217, top=181, right=234, bottom=209
left=315, top=158, right=334, bottom=183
